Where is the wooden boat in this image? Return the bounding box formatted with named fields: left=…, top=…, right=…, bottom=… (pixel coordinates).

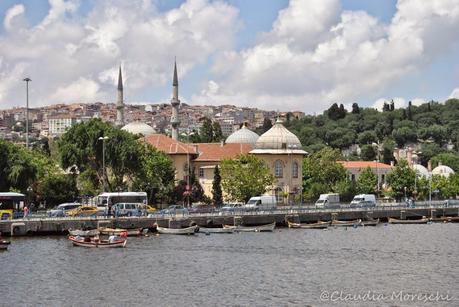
left=68, top=236, right=127, bottom=248
left=360, top=219, right=380, bottom=226
left=0, top=244, right=8, bottom=251
left=287, top=220, right=330, bottom=229
left=1, top=239, right=11, bottom=245
left=223, top=222, right=276, bottom=232
left=99, top=227, right=141, bottom=236
left=388, top=217, right=430, bottom=224
left=331, top=219, right=362, bottom=227
left=68, top=229, right=99, bottom=237
left=430, top=216, right=459, bottom=223
left=156, top=225, right=199, bottom=235
left=198, top=227, right=234, bottom=234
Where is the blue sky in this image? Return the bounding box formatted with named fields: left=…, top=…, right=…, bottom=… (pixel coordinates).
left=0, top=0, right=458, bottom=112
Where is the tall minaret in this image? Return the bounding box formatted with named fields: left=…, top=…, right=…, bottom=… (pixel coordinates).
left=115, top=66, right=125, bottom=127
left=170, top=60, right=180, bottom=140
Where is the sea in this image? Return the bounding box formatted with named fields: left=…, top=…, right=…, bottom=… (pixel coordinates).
left=1, top=223, right=458, bottom=306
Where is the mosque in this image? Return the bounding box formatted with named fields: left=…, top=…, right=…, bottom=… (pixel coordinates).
left=116, top=62, right=307, bottom=204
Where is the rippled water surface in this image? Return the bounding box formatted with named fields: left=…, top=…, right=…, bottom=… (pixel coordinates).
left=1, top=223, right=458, bottom=306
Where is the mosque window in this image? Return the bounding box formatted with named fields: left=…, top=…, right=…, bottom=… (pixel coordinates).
left=199, top=167, right=204, bottom=178
left=275, top=160, right=283, bottom=178
left=292, top=161, right=299, bottom=178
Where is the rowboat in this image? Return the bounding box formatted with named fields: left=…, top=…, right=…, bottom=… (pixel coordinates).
left=156, top=225, right=199, bottom=235
left=99, top=227, right=141, bottom=236
left=1, top=239, right=11, bottom=245
left=198, top=227, right=234, bottom=234
left=287, top=220, right=330, bottom=229
left=331, top=219, right=362, bottom=227
left=223, top=222, right=276, bottom=232
left=360, top=219, right=380, bottom=226
left=430, top=216, right=459, bottom=223
left=388, top=217, right=430, bottom=224
left=68, top=236, right=127, bottom=248
left=68, top=229, right=100, bottom=237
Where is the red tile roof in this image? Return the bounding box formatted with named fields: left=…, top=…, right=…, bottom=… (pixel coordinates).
left=337, top=161, right=393, bottom=169
left=194, top=143, right=253, bottom=162
left=144, top=134, right=198, bottom=155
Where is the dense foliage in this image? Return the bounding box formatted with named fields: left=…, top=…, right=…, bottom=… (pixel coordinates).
left=212, top=165, right=223, bottom=206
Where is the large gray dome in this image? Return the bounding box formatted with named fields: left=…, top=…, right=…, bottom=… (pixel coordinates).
left=122, top=121, right=156, bottom=136
left=432, top=165, right=454, bottom=178
left=226, top=125, right=259, bottom=145
left=255, top=119, right=302, bottom=150
left=412, top=164, right=429, bottom=178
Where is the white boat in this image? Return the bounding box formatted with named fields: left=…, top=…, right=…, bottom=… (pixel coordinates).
left=68, top=236, right=127, bottom=248
left=331, top=219, right=362, bottom=227
left=287, top=220, right=330, bottom=229
left=68, top=229, right=100, bottom=237
left=156, top=225, right=199, bottom=235
left=223, top=222, right=276, bottom=232
left=198, top=227, right=234, bottom=234
left=99, top=227, right=141, bottom=236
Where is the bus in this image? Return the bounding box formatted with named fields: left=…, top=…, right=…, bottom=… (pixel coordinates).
left=96, top=192, right=147, bottom=215
left=0, top=192, right=26, bottom=220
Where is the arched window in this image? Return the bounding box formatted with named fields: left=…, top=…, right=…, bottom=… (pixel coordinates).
left=292, top=161, right=299, bottom=178
left=275, top=187, right=283, bottom=203
left=274, top=160, right=283, bottom=178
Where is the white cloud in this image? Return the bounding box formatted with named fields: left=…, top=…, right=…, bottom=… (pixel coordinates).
left=0, top=0, right=239, bottom=107
left=3, top=4, right=25, bottom=31
left=194, top=0, right=459, bottom=112
left=449, top=88, right=459, bottom=99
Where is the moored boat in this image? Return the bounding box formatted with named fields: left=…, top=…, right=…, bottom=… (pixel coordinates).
left=0, top=244, right=8, bottom=251
left=198, top=227, right=234, bottom=234
left=287, top=220, right=330, bottom=229
left=68, top=235, right=127, bottom=248
left=331, top=219, right=362, bottom=227
left=156, top=225, right=199, bottom=235
left=99, top=227, right=141, bottom=236
left=68, top=229, right=100, bottom=237
left=223, top=222, right=276, bottom=232
left=360, top=219, right=380, bottom=226
left=430, top=216, right=459, bottom=223
left=388, top=217, right=430, bottom=224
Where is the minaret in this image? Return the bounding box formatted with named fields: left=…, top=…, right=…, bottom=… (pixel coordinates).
left=115, top=66, right=125, bottom=127
left=170, top=60, right=180, bottom=140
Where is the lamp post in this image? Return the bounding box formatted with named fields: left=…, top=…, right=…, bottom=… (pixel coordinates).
left=372, top=141, right=381, bottom=195
left=98, top=136, right=109, bottom=192
left=23, top=77, right=31, bottom=149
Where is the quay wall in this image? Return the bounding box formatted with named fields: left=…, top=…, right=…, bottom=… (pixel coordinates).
left=1, top=206, right=458, bottom=236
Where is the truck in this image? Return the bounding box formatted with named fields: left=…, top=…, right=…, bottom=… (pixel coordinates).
left=315, top=193, right=341, bottom=209
left=350, top=194, right=376, bottom=208
left=243, top=196, right=277, bottom=211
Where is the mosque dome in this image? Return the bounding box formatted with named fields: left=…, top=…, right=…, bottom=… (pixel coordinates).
left=122, top=121, right=156, bottom=136
left=432, top=164, right=455, bottom=178
left=254, top=118, right=302, bottom=150
left=226, top=125, right=259, bottom=145
left=412, top=164, right=429, bottom=178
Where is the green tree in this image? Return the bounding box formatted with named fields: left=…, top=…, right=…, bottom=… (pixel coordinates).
left=41, top=174, right=78, bottom=208
left=356, top=167, right=377, bottom=194
left=351, top=103, right=360, bottom=114
left=200, top=118, right=214, bottom=142
left=220, top=154, right=274, bottom=202
left=212, top=121, right=223, bottom=142
left=212, top=165, right=223, bottom=206
left=431, top=153, right=459, bottom=172
left=360, top=144, right=376, bottom=161
left=385, top=159, right=416, bottom=200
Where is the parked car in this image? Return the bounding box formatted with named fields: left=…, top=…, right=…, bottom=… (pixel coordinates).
left=189, top=203, right=216, bottom=214
left=66, top=205, right=98, bottom=217
left=158, top=205, right=189, bottom=215
left=350, top=194, right=376, bottom=208
left=47, top=203, right=80, bottom=217
left=219, top=203, right=244, bottom=214
left=243, top=196, right=277, bottom=211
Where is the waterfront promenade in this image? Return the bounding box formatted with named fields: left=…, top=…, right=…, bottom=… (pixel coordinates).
left=1, top=201, right=458, bottom=236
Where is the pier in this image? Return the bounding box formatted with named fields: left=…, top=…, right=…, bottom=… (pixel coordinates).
left=1, top=203, right=458, bottom=236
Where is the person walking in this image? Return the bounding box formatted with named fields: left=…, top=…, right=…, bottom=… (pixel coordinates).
left=23, top=206, right=29, bottom=219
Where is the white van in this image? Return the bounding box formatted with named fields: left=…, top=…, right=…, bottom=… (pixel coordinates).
left=350, top=194, right=376, bottom=208
left=315, top=193, right=340, bottom=209
left=244, top=196, right=277, bottom=211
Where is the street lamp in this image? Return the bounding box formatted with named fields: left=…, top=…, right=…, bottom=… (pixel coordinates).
left=371, top=141, right=382, bottom=195
left=23, top=77, right=32, bottom=149
left=98, top=136, right=109, bottom=192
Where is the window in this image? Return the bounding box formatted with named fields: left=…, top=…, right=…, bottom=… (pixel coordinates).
left=183, top=163, right=188, bottom=172
left=274, top=160, right=283, bottom=178
left=292, top=161, right=299, bottom=178
left=199, top=167, right=204, bottom=178
left=275, top=188, right=283, bottom=203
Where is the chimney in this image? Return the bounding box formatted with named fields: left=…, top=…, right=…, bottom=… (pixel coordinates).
left=438, top=160, right=442, bottom=166
left=220, top=140, right=224, bottom=147
left=427, top=160, right=432, bottom=172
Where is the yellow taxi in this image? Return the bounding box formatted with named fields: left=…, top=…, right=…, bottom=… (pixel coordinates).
left=66, top=205, right=98, bottom=217
left=146, top=205, right=156, bottom=214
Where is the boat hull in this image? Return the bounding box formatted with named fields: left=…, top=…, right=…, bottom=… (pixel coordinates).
left=331, top=219, right=362, bottom=227
left=198, top=227, right=234, bottom=233
left=68, top=236, right=127, bottom=248
left=223, top=222, right=276, bottom=232
left=388, top=218, right=429, bottom=224
left=287, top=220, right=330, bottom=229
left=360, top=219, right=380, bottom=226
left=157, top=225, right=198, bottom=235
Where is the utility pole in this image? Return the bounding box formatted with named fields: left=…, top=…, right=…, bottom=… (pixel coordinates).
left=23, top=78, right=31, bottom=149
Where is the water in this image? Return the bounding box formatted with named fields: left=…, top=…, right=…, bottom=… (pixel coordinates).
left=1, top=223, right=458, bottom=306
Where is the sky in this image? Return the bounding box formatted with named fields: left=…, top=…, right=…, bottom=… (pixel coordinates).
left=0, top=0, right=459, bottom=113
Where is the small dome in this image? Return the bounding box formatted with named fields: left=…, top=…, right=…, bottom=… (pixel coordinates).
left=255, top=118, right=302, bottom=150
left=122, top=121, right=156, bottom=136
left=412, top=164, right=429, bottom=178
left=226, top=125, right=259, bottom=145
left=432, top=165, right=455, bottom=178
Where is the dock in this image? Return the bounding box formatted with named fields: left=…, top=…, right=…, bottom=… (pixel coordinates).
left=1, top=203, right=458, bottom=236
